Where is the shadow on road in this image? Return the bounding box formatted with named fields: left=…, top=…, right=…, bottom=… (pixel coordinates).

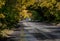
left=36, top=28, right=60, bottom=39
left=1, top=22, right=60, bottom=41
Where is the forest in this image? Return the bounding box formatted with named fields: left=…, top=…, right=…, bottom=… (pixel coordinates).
left=0, top=0, right=60, bottom=38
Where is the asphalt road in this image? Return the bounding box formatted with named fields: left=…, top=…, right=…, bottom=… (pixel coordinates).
left=21, top=21, right=60, bottom=41
left=7, top=21, right=60, bottom=41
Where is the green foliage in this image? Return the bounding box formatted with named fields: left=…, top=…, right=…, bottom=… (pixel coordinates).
left=0, top=0, right=60, bottom=38
left=0, top=0, right=60, bottom=35
left=27, top=0, right=60, bottom=22
left=0, top=0, right=20, bottom=30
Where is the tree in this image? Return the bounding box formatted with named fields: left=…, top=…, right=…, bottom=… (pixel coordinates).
left=0, top=0, right=21, bottom=30
left=27, top=0, right=60, bottom=22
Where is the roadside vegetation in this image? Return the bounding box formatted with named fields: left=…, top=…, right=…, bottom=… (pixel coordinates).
left=0, top=0, right=60, bottom=38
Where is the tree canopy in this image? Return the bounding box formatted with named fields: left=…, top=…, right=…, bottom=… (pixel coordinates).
left=0, top=0, right=60, bottom=31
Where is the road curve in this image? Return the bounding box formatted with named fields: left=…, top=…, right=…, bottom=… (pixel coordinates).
left=22, top=21, right=60, bottom=41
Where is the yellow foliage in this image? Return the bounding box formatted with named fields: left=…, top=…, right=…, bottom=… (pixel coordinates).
left=39, top=0, right=58, bottom=9
left=51, top=0, right=56, bottom=4
left=1, top=29, right=14, bottom=37
left=20, top=10, right=32, bottom=19
left=0, top=14, right=5, bottom=18
left=22, top=5, right=26, bottom=9
left=0, top=0, right=6, bottom=8
left=0, top=23, right=2, bottom=27
left=40, top=1, right=53, bottom=8
left=40, top=1, right=47, bottom=7
left=56, top=2, right=60, bottom=10
left=46, top=3, right=53, bottom=8
left=28, top=0, right=35, bottom=5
